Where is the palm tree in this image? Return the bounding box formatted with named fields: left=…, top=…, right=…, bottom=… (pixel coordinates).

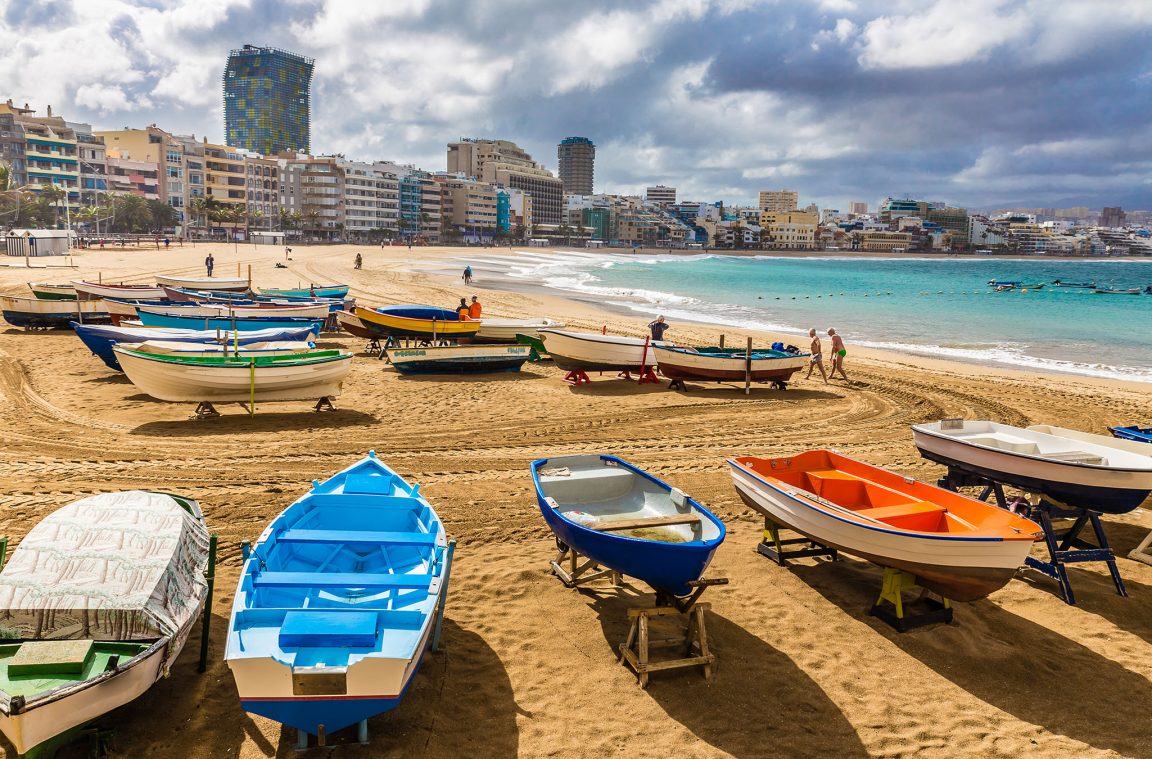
left=40, top=184, right=67, bottom=228
left=188, top=197, right=207, bottom=235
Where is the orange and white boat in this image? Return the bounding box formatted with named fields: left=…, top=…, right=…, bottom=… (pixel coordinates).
left=728, top=450, right=1041, bottom=601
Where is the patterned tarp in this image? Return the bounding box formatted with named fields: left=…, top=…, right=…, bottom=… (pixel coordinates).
left=0, top=492, right=209, bottom=643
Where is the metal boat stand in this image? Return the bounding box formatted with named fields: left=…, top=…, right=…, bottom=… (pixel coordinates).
left=618, top=579, right=727, bottom=688
left=937, top=466, right=1126, bottom=605
left=550, top=540, right=622, bottom=588
left=616, top=366, right=660, bottom=384
left=192, top=402, right=221, bottom=419
left=870, top=568, right=953, bottom=632
left=562, top=369, right=592, bottom=386
left=295, top=721, right=369, bottom=751
left=312, top=397, right=336, bottom=413
left=364, top=338, right=382, bottom=356
left=756, top=517, right=838, bottom=565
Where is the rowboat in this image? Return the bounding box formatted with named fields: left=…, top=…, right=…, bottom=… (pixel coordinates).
left=72, top=323, right=319, bottom=371
left=335, top=310, right=376, bottom=339
left=163, top=287, right=346, bottom=310
left=27, top=282, right=76, bottom=300
left=531, top=454, right=725, bottom=596
left=1026, top=424, right=1152, bottom=457
left=1, top=295, right=111, bottom=328
left=114, top=347, right=353, bottom=402
left=155, top=275, right=250, bottom=292
left=353, top=305, right=480, bottom=340
left=257, top=284, right=350, bottom=299
left=226, top=451, right=450, bottom=738
left=387, top=344, right=532, bottom=374
left=652, top=345, right=808, bottom=386
left=1111, top=426, right=1152, bottom=444
left=987, top=280, right=1022, bottom=288
left=473, top=317, right=565, bottom=343
left=136, top=303, right=331, bottom=320
left=118, top=340, right=315, bottom=360
left=1093, top=287, right=1143, bottom=295
left=0, top=491, right=209, bottom=755
left=73, top=281, right=167, bottom=300
left=104, top=298, right=194, bottom=325
left=912, top=419, right=1152, bottom=513
left=537, top=330, right=669, bottom=373
left=728, top=450, right=1039, bottom=601
left=1051, top=280, right=1096, bottom=289
left=135, top=310, right=326, bottom=333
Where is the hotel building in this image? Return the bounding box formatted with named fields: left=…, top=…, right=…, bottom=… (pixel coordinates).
left=557, top=136, right=595, bottom=195
left=758, top=189, right=798, bottom=213
left=224, top=45, right=314, bottom=156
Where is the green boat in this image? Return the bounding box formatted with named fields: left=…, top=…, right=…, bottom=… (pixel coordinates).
left=26, top=283, right=76, bottom=300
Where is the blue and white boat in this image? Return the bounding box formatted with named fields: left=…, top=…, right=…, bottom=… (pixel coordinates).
left=258, top=285, right=350, bottom=300
left=225, top=452, right=452, bottom=741
left=72, top=323, right=319, bottom=371
left=135, top=310, right=326, bottom=333
left=531, top=454, right=725, bottom=597
left=1111, top=426, right=1152, bottom=444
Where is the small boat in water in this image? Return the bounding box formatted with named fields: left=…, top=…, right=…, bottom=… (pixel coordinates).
left=387, top=344, right=532, bottom=374
left=73, top=280, right=167, bottom=301
left=27, top=282, right=76, bottom=300
left=728, top=450, right=1039, bottom=601
left=532, top=454, right=725, bottom=597
left=135, top=310, right=325, bottom=333
left=353, top=305, right=480, bottom=340
left=1051, top=279, right=1096, bottom=289
left=1109, top=425, right=1152, bottom=444
left=988, top=280, right=1022, bottom=288
left=912, top=419, right=1152, bottom=513
left=0, top=491, right=209, bottom=755
left=72, top=323, right=319, bottom=371
left=1, top=295, right=111, bottom=328
left=1093, top=287, right=1143, bottom=295
left=652, top=345, right=808, bottom=388
left=538, top=329, right=668, bottom=373
left=226, top=451, right=450, bottom=738
left=473, top=317, right=565, bottom=343
left=115, top=348, right=353, bottom=403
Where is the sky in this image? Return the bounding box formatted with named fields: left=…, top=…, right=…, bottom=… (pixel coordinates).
left=2, top=0, right=1151, bottom=211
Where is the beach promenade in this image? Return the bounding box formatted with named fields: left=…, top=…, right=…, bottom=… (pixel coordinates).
left=1, top=242, right=1150, bottom=758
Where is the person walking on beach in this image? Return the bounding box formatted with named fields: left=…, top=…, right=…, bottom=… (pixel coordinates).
left=463, top=265, right=473, bottom=285
left=805, top=328, right=828, bottom=384
left=828, top=328, right=849, bottom=381
left=648, top=315, right=670, bottom=341
left=354, top=252, right=362, bottom=270
left=205, top=253, right=214, bottom=277
left=468, top=295, right=482, bottom=319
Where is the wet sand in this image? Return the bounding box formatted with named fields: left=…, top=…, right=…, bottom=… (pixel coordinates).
left=1, top=242, right=1150, bottom=758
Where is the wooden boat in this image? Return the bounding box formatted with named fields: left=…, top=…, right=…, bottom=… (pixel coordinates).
left=0, top=491, right=209, bottom=755
left=728, top=450, right=1039, bottom=602
left=104, top=298, right=191, bottom=326
left=72, top=323, right=319, bottom=371
left=136, top=302, right=330, bottom=320
left=531, top=454, right=725, bottom=596
left=912, top=419, right=1152, bottom=513
left=1111, top=425, right=1152, bottom=444
left=387, top=344, right=532, bottom=374
left=27, top=282, right=76, bottom=300
left=652, top=345, right=808, bottom=386
left=1051, top=280, right=1096, bottom=289
left=335, top=310, right=376, bottom=339
left=473, top=317, right=564, bottom=343
left=73, top=281, right=167, bottom=300
left=163, top=286, right=346, bottom=311
left=135, top=310, right=326, bottom=333
left=257, top=284, right=350, bottom=299
left=1, top=295, right=111, bottom=328
left=353, top=305, right=480, bottom=340
left=225, top=451, right=450, bottom=737
left=114, top=347, right=353, bottom=402
left=537, top=329, right=669, bottom=373
left=118, top=340, right=315, bottom=360
left=987, top=280, right=1022, bottom=287
left=155, top=275, right=250, bottom=292
left=1093, top=287, right=1143, bottom=295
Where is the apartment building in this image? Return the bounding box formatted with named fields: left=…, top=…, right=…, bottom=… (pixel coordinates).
left=646, top=185, right=676, bottom=205
left=856, top=230, right=912, bottom=252
left=105, top=155, right=160, bottom=199
left=279, top=156, right=344, bottom=239
left=245, top=154, right=280, bottom=231
left=435, top=173, right=499, bottom=240
left=557, top=136, right=594, bottom=196
left=1, top=102, right=80, bottom=210
left=446, top=139, right=563, bottom=225
left=339, top=160, right=399, bottom=239
left=759, top=210, right=818, bottom=250
left=203, top=140, right=249, bottom=211
left=758, top=189, right=798, bottom=213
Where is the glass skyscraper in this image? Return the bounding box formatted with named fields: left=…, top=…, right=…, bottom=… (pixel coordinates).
left=223, top=45, right=314, bottom=156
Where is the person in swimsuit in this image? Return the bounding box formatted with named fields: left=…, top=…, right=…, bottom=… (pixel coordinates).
left=828, top=327, right=849, bottom=381
left=805, top=328, right=828, bottom=383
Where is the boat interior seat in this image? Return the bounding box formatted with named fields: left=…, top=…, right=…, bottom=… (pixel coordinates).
left=1042, top=450, right=1107, bottom=465
left=855, top=501, right=947, bottom=531
left=539, top=467, right=636, bottom=502
left=958, top=435, right=1040, bottom=455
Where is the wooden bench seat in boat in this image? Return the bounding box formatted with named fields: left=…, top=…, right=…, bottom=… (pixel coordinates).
left=854, top=501, right=947, bottom=531
left=279, top=610, right=378, bottom=647
left=592, top=513, right=702, bottom=532
left=539, top=466, right=636, bottom=502
left=253, top=572, right=432, bottom=589
left=276, top=529, right=437, bottom=546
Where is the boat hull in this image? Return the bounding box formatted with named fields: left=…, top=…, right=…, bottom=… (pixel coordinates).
left=28, top=283, right=77, bottom=300
left=73, top=281, right=167, bottom=300
left=387, top=345, right=531, bottom=374
left=137, top=303, right=330, bottom=320
left=353, top=307, right=479, bottom=339
left=1, top=296, right=110, bottom=328
left=155, top=275, right=250, bottom=292
left=1111, top=426, right=1152, bottom=444
left=335, top=311, right=376, bottom=338
left=259, top=285, right=349, bottom=299
left=652, top=346, right=808, bottom=383
left=73, top=324, right=319, bottom=371
left=538, top=330, right=666, bottom=373
left=473, top=318, right=564, bottom=343
left=136, top=310, right=325, bottom=333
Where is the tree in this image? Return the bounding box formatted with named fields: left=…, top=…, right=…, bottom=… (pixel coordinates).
left=397, top=217, right=410, bottom=237
left=514, top=223, right=527, bottom=241
left=40, top=184, right=67, bottom=228
left=188, top=197, right=207, bottom=233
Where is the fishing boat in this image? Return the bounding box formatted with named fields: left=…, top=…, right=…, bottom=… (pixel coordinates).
left=473, top=317, right=565, bottom=343
left=652, top=345, right=808, bottom=387
left=117, top=340, right=315, bottom=360
left=1027, top=425, right=1152, bottom=456
left=136, top=302, right=331, bottom=320
left=1111, top=426, right=1152, bottom=444
left=163, top=286, right=346, bottom=310
left=1051, top=279, right=1096, bottom=289
left=353, top=305, right=480, bottom=340
left=73, top=281, right=168, bottom=301
left=537, top=329, right=669, bottom=373
left=0, top=491, right=209, bottom=756
left=912, top=419, right=1152, bottom=514
left=27, top=282, right=76, bottom=300
left=155, top=275, right=250, bottom=292
left=1093, top=287, right=1143, bottom=295
left=335, top=310, right=376, bottom=339
left=114, top=347, right=353, bottom=403
left=1, top=295, right=111, bottom=328
left=225, top=451, right=450, bottom=739
left=104, top=298, right=195, bottom=326
left=387, top=344, right=532, bottom=374
left=987, top=280, right=1022, bottom=288
left=135, top=310, right=326, bottom=333
left=531, top=454, right=725, bottom=596
left=728, top=450, right=1039, bottom=602
left=257, top=284, right=350, bottom=300
left=72, top=323, right=319, bottom=371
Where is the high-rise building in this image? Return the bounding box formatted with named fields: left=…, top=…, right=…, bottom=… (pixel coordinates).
left=446, top=139, right=563, bottom=225
left=646, top=185, right=676, bottom=205
left=224, top=45, right=314, bottom=156
left=557, top=136, right=595, bottom=195
left=849, top=201, right=868, bottom=215
left=1100, top=207, right=1126, bottom=228
left=758, top=190, right=798, bottom=212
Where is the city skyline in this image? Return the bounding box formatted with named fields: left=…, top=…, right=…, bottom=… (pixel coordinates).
left=1, top=0, right=1150, bottom=210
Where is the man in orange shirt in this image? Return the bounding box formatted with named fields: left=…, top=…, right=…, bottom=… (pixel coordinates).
left=468, top=295, right=482, bottom=319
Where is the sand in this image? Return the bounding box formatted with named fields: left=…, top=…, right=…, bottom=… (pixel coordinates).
left=1, top=241, right=1150, bottom=759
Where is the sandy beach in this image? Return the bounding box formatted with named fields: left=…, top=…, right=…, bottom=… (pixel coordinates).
left=1, top=241, right=1150, bottom=759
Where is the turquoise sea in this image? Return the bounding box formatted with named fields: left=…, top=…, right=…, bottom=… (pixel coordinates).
left=482, top=252, right=1152, bottom=382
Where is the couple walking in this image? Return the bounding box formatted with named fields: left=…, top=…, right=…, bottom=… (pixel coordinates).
left=805, top=327, right=849, bottom=383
